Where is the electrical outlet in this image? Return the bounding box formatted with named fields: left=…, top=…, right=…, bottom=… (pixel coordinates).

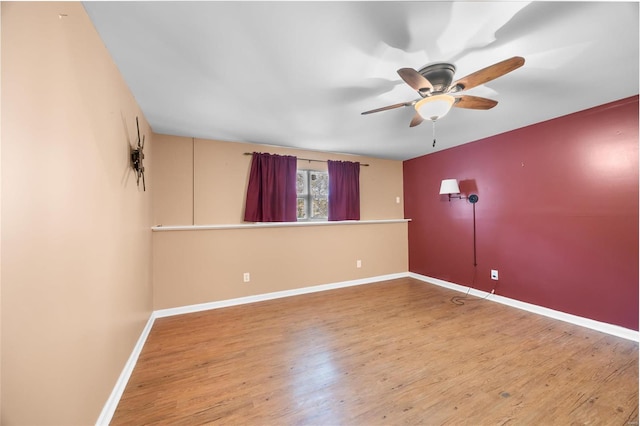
left=396, top=196, right=401, bottom=204
left=243, top=272, right=250, bottom=282
left=356, top=259, right=362, bottom=268
left=491, top=270, right=499, bottom=280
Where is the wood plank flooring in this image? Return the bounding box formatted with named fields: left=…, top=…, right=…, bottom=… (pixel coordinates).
left=111, top=278, right=639, bottom=425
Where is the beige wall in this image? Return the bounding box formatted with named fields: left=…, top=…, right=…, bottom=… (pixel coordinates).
left=1, top=3, right=153, bottom=424
left=153, top=137, right=405, bottom=225
left=153, top=136, right=408, bottom=309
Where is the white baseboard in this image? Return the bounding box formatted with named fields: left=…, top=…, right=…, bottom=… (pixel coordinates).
left=409, top=272, right=639, bottom=342
left=95, top=314, right=157, bottom=426
left=154, top=272, right=408, bottom=318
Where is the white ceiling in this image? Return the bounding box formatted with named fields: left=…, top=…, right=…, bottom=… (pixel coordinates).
left=83, top=1, right=639, bottom=161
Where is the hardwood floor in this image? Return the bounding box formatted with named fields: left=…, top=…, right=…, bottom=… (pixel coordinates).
left=111, top=278, right=639, bottom=425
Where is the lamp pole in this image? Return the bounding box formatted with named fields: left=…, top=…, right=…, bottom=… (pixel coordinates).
left=468, top=194, right=479, bottom=267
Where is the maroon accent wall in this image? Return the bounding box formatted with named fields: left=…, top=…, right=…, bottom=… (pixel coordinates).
left=403, top=96, right=639, bottom=330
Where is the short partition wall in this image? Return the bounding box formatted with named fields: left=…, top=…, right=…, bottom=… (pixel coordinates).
left=151, top=220, right=410, bottom=311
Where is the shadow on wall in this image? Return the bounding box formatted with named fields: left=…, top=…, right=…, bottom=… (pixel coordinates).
left=459, top=179, right=478, bottom=196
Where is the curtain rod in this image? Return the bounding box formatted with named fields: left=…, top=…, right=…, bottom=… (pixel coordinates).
left=243, top=152, right=369, bottom=166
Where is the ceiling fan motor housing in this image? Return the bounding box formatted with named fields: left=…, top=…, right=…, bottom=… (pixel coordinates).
left=418, top=63, right=456, bottom=95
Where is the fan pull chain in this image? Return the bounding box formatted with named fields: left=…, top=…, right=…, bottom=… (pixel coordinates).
left=432, top=119, right=437, bottom=147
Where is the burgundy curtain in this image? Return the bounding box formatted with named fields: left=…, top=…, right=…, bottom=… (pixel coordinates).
left=328, top=160, right=360, bottom=221
left=244, top=152, right=297, bottom=222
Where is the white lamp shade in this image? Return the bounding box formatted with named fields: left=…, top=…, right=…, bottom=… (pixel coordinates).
left=439, top=179, right=460, bottom=195
left=415, top=95, right=455, bottom=121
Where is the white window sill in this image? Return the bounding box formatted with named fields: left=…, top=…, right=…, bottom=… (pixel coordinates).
left=151, top=219, right=410, bottom=232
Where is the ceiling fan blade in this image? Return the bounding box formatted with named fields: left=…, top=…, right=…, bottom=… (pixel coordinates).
left=397, top=68, right=433, bottom=93
left=361, top=101, right=415, bottom=115
left=453, top=95, right=498, bottom=110
left=409, top=113, right=424, bottom=127
left=450, top=56, right=525, bottom=92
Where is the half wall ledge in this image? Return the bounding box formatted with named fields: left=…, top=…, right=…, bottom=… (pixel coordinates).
left=151, top=218, right=411, bottom=231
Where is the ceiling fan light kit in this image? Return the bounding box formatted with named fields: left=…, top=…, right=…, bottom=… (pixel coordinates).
left=415, top=94, right=455, bottom=121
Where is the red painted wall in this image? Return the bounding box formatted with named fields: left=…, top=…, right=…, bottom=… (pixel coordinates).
left=403, top=96, right=639, bottom=330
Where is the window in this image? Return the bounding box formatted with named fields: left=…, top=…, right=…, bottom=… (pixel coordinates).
left=296, top=170, right=328, bottom=221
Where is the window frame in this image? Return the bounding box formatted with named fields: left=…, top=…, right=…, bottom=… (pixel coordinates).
left=296, top=169, right=329, bottom=222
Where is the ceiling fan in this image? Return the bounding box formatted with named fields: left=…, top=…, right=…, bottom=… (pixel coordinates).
left=361, top=56, right=525, bottom=128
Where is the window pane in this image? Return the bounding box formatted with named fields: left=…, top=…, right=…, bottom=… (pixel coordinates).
left=297, top=198, right=308, bottom=220
left=296, top=171, right=307, bottom=195
left=310, top=172, right=328, bottom=197
left=311, top=198, right=328, bottom=219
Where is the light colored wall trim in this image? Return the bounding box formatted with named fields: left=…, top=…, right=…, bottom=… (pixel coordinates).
left=95, top=315, right=156, bottom=426
left=409, top=272, right=639, bottom=343
left=152, top=218, right=410, bottom=232
left=154, top=272, right=408, bottom=318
